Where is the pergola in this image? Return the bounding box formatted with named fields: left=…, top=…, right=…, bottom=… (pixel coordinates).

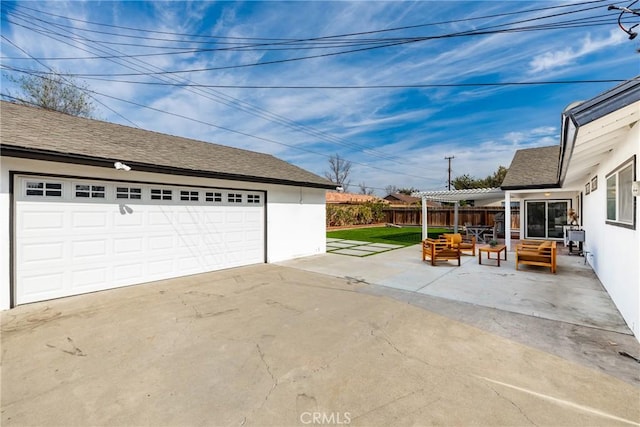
left=412, top=187, right=506, bottom=242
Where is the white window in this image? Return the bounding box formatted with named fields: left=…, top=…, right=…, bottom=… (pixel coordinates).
left=116, top=187, right=142, bottom=200
left=247, top=194, right=261, bottom=204
left=206, top=192, right=222, bottom=202
left=180, top=190, right=199, bottom=201
left=606, top=156, right=636, bottom=229
left=25, top=181, right=62, bottom=197
left=151, top=189, right=172, bottom=200
left=75, top=184, right=105, bottom=199
left=228, top=193, right=242, bottom=203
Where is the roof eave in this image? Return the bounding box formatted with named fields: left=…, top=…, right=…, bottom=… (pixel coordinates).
left=1, top=145, right=336, bottom=190
left=501, top=183, right=563, bottom=191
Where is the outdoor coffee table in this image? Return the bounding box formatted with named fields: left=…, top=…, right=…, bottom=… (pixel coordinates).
left=478, top=244, right=507, bottom=267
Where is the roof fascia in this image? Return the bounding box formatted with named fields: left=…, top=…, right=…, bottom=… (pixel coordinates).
left=557, top=78, right=640, bottom=187
left=500, top=183, right=562, bottom=191
left=1, top=145, right=337, bottom=190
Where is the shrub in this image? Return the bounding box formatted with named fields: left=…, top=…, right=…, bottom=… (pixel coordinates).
left=326, top=201, right=386, bottom=227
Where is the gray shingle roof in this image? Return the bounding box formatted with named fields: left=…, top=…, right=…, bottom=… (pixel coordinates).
left=501, top=145, right=560, bottom=190
left=0, top=101, right=335, bottom=189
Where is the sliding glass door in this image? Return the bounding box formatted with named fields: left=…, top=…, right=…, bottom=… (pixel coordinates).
left=525, top=200, right=569, bottom=239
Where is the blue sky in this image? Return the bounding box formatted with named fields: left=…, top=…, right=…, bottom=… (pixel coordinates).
left=1, top=1, right=639, bottom=194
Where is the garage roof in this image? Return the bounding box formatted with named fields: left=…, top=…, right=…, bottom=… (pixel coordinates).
left=0, top=101, right=336, bottom=190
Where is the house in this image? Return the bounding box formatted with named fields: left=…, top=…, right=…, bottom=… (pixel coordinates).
left=501, top=77, right=639, bottom=340
left=384, top=192, right=421, bottom=206
left=0, top=101, right=336, bottom=309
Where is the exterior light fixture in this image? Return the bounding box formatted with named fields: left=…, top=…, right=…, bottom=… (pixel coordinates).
left=114, top=161, right=131, bottom=171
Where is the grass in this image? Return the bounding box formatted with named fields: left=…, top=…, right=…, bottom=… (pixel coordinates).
left=327, top=226, right=451, bottom=246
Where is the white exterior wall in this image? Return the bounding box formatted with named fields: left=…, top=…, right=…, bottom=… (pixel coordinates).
left=0, top=157, right=327, bottom=310
left=582, top=124, right=639, bottom=338
left=266, top=187, right=326, bottom=263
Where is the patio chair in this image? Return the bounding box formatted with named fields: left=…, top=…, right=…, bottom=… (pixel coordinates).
left=422, top=238, right=461, bottom=266
left=441, top=233, right=476, bottom=256
left=515, top=240, right=557, bottom=273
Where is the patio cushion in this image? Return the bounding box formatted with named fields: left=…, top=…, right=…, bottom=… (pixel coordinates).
left=445, top=233, right=462, bottom=245
left=538, top=240, right=552, bottom=254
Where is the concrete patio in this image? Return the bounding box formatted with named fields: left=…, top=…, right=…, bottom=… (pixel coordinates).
left=281, top=244, right=630, bottom=334
left=279, top=243, right=640, bottom=387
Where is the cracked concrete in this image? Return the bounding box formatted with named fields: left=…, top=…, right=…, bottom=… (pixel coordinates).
left=1, top=264, right=639, bottom=426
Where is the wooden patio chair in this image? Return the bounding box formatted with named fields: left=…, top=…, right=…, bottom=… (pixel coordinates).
left=422, top=238, right=461, bottom=266
left=441, top=233, right=476, bottom=256
left=515, top=240, right=557, bottom=273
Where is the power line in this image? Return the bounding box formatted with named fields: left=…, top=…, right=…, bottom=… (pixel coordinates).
left=4, top=69, right=629, bottom=89
left=3, top=1, right=622, bottom=77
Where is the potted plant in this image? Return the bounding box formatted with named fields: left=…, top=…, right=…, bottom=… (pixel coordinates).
left=489, top=239, right=498, bottom=248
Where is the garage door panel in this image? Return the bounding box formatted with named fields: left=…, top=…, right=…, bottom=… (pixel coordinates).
left=15, top=177, right=265, bottom=305
left=113, top=263, right=145, bottom=282
left=72, top=267, right=108, bottom=288
left=20, top=272, right=65, bottom=297
left=20, top=210, right=65, bottom=231
left=72, top=211, right=108, bottom=228
left=72, top=239, right=108, bottom=259
left=148, top=258, right=175, bottom=276
left=113, top=211, right=144, bottom=227
left=113, top=237, right=144, bottom=255
left=20, top=242, right=65, bottom=263
left=148, top=235, right=175, bottom=251
left=148, top=210, right=173, bottom=226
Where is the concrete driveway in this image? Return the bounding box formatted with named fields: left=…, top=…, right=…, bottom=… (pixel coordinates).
left=2, top=264, right=639, bottom=426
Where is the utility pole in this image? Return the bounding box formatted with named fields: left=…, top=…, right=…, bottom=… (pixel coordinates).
left=445, top=156, right=454, bottom=190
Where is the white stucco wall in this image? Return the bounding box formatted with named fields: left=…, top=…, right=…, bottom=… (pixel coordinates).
left=0, top=157, right=327, bottom=310
left=582, top=124, right=639, bottom=338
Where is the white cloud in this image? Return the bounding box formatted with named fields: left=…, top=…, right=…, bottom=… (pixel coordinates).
left=528, top=30, right=626, bottom=74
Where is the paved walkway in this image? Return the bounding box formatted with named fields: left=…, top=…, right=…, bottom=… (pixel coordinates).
left=326, top=238, right=404, bottom=256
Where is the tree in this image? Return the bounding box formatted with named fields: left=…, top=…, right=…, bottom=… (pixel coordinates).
left=324, top=154, right=352, bottom=191
left=384, top=185, right=398, bottom=196
left=6, top=71, right=96, bottom=118
left=358, top=182, right=374, bottom=195
left=398, top=187, right=419, bottom=195
left=452, top=166, right=507, bottom=190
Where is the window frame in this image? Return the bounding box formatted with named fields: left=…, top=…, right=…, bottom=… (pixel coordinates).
left=605, top=155, right=636, bottom=230
left=228, top=193, right=243, bottom=203
left=180, top=190, right=199, bottom=202
left=150, top=188, right=173, bottom=201
left=116, top=186, right=142, bottom=200
left=74, top=183, right=106, bottom=199
left=25, top=180, right=63, bottom=198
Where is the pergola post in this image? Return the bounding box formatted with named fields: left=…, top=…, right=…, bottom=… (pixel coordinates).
left=453, top=202, right=459, bottom=233
left=422, top=196, right=428, bottom=240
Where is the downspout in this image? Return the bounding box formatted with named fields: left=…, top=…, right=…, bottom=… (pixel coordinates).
left=422, top=196, right=428, bottom=240
left=505, top=192, right=511, bottom=251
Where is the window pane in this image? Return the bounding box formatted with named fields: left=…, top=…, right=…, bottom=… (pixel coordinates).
left=606, top=175, right=616, bottom=221
left=619, top=165, right=633, bottom=223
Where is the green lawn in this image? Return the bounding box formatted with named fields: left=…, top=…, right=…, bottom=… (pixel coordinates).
left=327, top=226, right=451, bottom=246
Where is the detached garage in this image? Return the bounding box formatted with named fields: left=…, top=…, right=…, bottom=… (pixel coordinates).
left=1, top=101, right=335, bottom=309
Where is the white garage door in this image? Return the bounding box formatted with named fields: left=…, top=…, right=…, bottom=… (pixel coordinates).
left=14, top=175, right=265, bottom=305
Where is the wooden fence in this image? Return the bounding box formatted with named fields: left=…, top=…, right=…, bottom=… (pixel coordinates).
left=384, top=207, right=520, bottom=230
